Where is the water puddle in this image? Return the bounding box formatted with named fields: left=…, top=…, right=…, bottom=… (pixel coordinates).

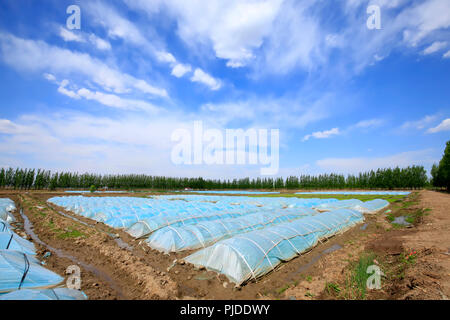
left=289, top=244, right=342, bottom=277
left=57, top=210, right=90, bottom=227
left=19, top=208, right=126, bottom=299
left=57, top=210, right=134, bottom=252
left=322, top=244, right=342, bottom=254
left=114, top=238, right=133, bottom=251
left=392, top=216, right=411, bottom=226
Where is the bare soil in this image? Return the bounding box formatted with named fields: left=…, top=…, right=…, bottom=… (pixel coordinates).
left=285, top=190, right=450, bottom=300
left=2, top=190, right=448, bottom=300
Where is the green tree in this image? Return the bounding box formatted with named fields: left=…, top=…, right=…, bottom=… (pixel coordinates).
left=437, top=141, right=450, bottom=190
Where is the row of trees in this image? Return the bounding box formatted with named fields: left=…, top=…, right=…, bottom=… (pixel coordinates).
left=431, top=140, right=450, bottom=190
left=0, top=165, right=428, bottom=190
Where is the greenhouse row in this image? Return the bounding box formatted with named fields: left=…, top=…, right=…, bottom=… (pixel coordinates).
left=0, top=198, right=87, bottom=300
left=48, top=195, right=389, bottom=284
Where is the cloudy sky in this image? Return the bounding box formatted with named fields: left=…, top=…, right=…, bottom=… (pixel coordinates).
left=0, top=0, right=449, bottom=178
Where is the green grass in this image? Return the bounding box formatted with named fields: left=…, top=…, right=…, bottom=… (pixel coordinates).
left=46, top=220, right=87, bottom=240
left=57, top=227, right=86, bottom=239
left=387, top=207, right=430, bottom=228
left=48, top=218, right=55, bottom=229
left=344, top=252, right=378, bottom=300
left=276, top=284, right=291, bottom=295
left=326, top=282, right=341, bottom=295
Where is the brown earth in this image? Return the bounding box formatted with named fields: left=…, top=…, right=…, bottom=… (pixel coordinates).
left=285, top=190, right=449, bottom=300
left=2, top=190, right=448, bottom=300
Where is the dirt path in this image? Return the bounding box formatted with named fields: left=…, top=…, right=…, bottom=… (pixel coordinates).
left=284, top=190, right=449, bottom=300
left=398, top=191, right=450, bottom=299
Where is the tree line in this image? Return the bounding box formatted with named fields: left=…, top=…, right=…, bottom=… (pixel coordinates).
left=431, top=140, right=450, bottom=190
left=0, top=165, right=428, bottom=191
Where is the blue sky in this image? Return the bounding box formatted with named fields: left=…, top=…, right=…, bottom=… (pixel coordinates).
left=0, top=0, right=449, bottom=178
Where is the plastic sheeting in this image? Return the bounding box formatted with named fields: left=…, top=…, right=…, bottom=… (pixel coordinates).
left=146, top=208, right=318, bottom=253
left=47, top=196, right=339, bottom=232
left=183, top=191, right=281, bottom=194
left=0, top=288, right=87, bottom=300
left=0, top=220, right=11, bottom=234
left=353, top=199, right=390, bottom=214
left=0, top=198, right=16, bottom=223
left=0, top=232, right=36, bottom=255
left=296, top=191, right=410, bottom=195
left=314, top=199, right=389, bottom=214
left=0, top=250, right=63, bottom=293
left=185, top=209, right=364, bottom=285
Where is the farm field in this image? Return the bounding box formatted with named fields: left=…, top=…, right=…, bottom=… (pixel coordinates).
left=2, top=189, right=448, bottom=300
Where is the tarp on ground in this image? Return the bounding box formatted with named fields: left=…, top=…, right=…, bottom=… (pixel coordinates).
left=0, top=198, right=16, bottom=223
left=295, top=191, right=410, bottom=195
left=48, top=195, right=339, bottom=231
left=0, top=288, right=88, bottom=300
left=185, top=209, right=364, bottom=285
left=0, top=250, right=63, bottom=293
left=0, top=232, right=36, bottom=255
left=313, top=199, right=389, bottom=214
left=127, top=209, right=267, bottom=238
left=184, top=191, right=281, bottom=194
left=146, top=208, right=318, bottom=253
left=353, top=199, right=390, bottom=214
left=0, top=220, right=11, bottom=233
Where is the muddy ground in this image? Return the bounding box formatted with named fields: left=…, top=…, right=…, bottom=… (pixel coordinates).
left=2, top=190, right=448, bottom=300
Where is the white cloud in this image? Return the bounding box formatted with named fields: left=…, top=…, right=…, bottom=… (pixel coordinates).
left=53, top=79, right=160, bottom=113
left=0, top=32, right=167, bottom=98
left=88, top=34, right=112, bottom=51
left=59, top=27, right=111, bottom=51
left=0, top=113, right=181, bottom=174
left=86, top=1, right=175, bottom=65
left=427, top=118, right=450, bottom=133
left=0, top=112, right=279, bottom=178
left=43, top=73, right=56, bottom=81
left=156, top=51, right=176, bottom=64
left=199, top=92, right=336, bottom=130
left=124, top=0, right=450, bottom=77
left=422, top=41, right=447, bottom=55
left=302, top=128, right=340, bottom=142
left=0, top=119, right=24, bottom=135
left=59, top=27, right=85, bottom=43
left=125, top=0, right=284, bottom=68
left=57, top=79, right=81, bottom=99
left=133, top=80, right=168, bottom=97
left=401, top=114, right=438, bottom=130
left=171, top=63, right=192, bottom=78
left=260, top=0, right=324, bottom=74
left=301, top=118, right=384, bottom=142
left=77, top=88, right=160, bottom=113
left=316, top=149, right=436, bottom=174
left=443, top=50, right=450, bottom=58
left=401, top=0, right=450, bottom=46
left=190, top=68, right=222, bottom=90
left=353, top=119, right=384, bottom=129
